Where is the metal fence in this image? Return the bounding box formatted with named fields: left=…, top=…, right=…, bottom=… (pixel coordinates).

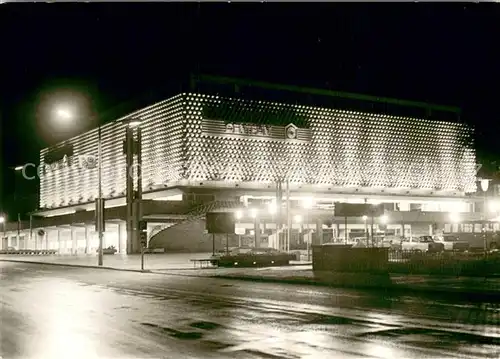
left=387, top=249, right=500, bottom=276
left=0, top=249, right=58, bottom=255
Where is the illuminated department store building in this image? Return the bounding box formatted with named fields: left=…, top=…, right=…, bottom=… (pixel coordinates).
left=1, top=77, right=489, bottom=253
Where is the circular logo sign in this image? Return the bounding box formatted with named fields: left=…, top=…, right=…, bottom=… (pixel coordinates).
left=84, top=155, right=97, bottom=169
left=286, top=126, right=297, bottom=139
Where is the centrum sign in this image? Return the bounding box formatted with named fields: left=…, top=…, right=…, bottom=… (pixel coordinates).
left=225, top=122, right=272, bottom=137
left=201, top=118, right=311, bottom=141
left=43, top=154, right=97, bottom=173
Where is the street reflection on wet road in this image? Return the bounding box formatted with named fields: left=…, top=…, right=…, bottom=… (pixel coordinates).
left=1, top=261, right=500, bottom=358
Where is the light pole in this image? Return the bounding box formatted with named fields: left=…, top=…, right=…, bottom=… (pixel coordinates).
left=294, top=214, right=303, bottom=259
left=286, top=179, right=291, bottom=252
left=480, top=178, right=491, bottom=254
left=449, top=212, right=460, bottom=225
left=53, top=107, right=142, bottom=265
left=235, top=210, right=243, bottom=247
left=488, top=200, right=500, bottom=227
left=97, top=125, right=104, bottom=265
left=11, top=166, right=24, bottom=248
left=250, top=208, right=258, bottom=247
left=302, top=197, right=313, bottom=261
left=268, top=201, right=277, bottom=249
left=362, top=215, right=368, bottom=246
left=52, top=107, right=106, bottom=263
left=380, top=214, right=389, bottom=247
left=0, top=215, right=5, bottom=249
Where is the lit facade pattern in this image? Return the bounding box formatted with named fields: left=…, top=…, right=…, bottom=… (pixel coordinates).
left=39, top=93, right=476, bottom=209
left=39, top=95, right=186, bottom=209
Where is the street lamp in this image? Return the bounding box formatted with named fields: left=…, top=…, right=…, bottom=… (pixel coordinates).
left=488, top=200, right=500, bottom=213
left=268, top=202, right=277, bottom=215
left=479, top=178, right=491, bottom=254
left=301, top=198, right=313, bottom=261
left=235, top=210, right=243, bottom=247
left=294, top=214, right=303, bottom=245
left=128, top=118, right=142, bottom=128
left=302, top=197, right=314, bottom=210
left=480, top=179, right=491, bottom=192
left=449, top=212, right=460, bottom=224
left=53, top=107, right=143, bottom=264
left=250, top=208, right=258, bottom=247
left=362, top=215, right=368, bottom=245
left=55, top=107, right=73, bottom=121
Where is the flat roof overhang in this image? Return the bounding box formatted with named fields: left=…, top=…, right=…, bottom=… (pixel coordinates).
left=35, top=188, right=185, bottom=217
left=34, top=181, right=480, bottom=218
left=175, top=182, right=474, bottom=203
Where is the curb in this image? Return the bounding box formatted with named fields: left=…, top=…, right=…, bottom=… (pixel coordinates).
left=209, top=274, right=500, bottom=301
left=0, top=259, right=152, bottom=273
left=3, top=259, right=500, bottom=300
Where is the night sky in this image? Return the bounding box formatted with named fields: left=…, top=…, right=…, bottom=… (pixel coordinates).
left=1, top=3, right=499, bottom=217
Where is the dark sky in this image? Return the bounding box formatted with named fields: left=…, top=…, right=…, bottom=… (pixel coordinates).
left=1, top=3, right=499, bottom=215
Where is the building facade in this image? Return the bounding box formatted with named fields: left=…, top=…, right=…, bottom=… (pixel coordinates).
left=39, top=92, right=476, bottom=210
left=3, top=88, right=492, bottom=254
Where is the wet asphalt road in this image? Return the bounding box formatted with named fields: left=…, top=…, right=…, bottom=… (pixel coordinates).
left=1, top=261, right=500, bottom=359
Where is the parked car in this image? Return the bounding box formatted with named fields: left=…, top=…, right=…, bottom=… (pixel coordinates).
left=433, top=234, right=469, bottom=252
left=401, top=236, right=444, bottom=253
left=379, top=236, right=404, bottom=250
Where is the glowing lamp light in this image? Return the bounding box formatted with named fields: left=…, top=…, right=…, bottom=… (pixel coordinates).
left=0, top=216, right=5, bottom=223
left=268, top=203, right=277, bottom=215
left=362, top=215, right=368, bottom=221
left=302, top=197, right=314, bottom=209
left=128, top=119, right=142, bottom=128
left=294, top=214, right=303, bottom=223
left=480, top=179, right=490, bottom=192
left=14, top=165, right=24, bottom=171
left=488, top=200, right=500, bottom=213
left=380, top=215, right=389, bottom=224
left=250, top=208, right=258, bottom=218
left=449, top=212, right=460, bottom=223
left=235, top=210, right=243, bottom=220
left=56, top=108, right=73, bottom=120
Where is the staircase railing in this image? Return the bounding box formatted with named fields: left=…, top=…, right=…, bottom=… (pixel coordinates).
left=148, top=200, right=242, bottom=242
left=148, top=223, right=175, bottom=240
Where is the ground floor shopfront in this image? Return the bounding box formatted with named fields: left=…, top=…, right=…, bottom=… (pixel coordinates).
left=1, top=188, right=496, bottom=253
left=4, top=213, right=495, bottom=255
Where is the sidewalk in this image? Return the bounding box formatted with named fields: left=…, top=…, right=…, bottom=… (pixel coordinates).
left=0, top=253, right=311, bottom=272
left=2, top=253, right=500, bottom=297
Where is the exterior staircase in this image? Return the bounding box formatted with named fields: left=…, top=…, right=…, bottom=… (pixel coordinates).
left=148, top=200, right=242, bottom=247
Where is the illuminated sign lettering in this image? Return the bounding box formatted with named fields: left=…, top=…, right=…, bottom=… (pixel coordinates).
left=225, top=123, right=271, bottom=137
